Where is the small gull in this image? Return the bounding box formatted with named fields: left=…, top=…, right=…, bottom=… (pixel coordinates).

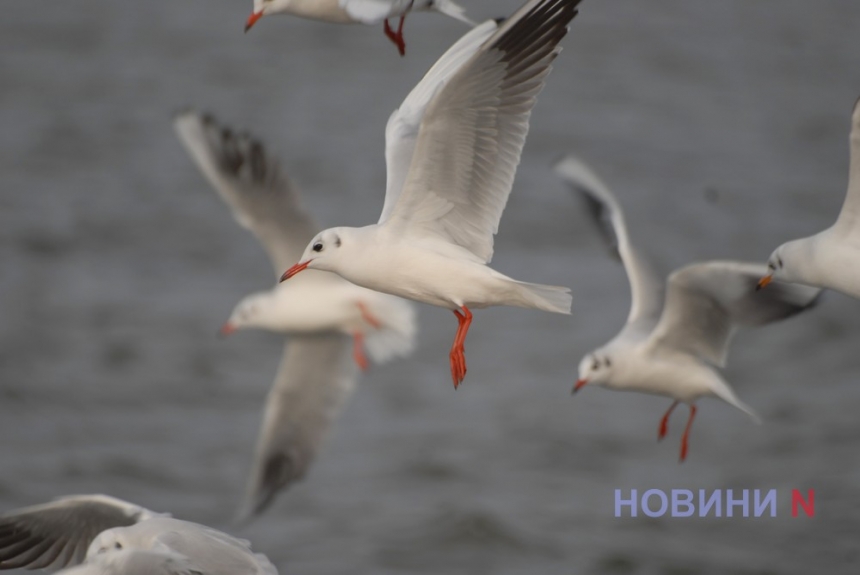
left=0, top=495, right=277, bottom=574
left=175, top=111, right=414, bottom=517
left=280, top=0, right=580, bottom=388
left=174, top=111, right=416, bottom=372
left=759, top=96, right=860, bottom=297
left=244, top=0, right=475, bottom=56
left=555, top=155, right=821, bottom=462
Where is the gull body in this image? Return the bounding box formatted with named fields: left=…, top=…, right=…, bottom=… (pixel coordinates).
left=762, top=96, right=860, bottom=297
left=556, top=155, right=821, bottom=461
left=308, top=225, right=569, bottom=312
left=174, top=111, right=416, bottom=368
left=283, top=0, right=581, bottom=387
left=0, top=495, right=276, bottom=575
left=175, top=112, right=415, bottom=518
left=245, top=0, right=474, bottom=55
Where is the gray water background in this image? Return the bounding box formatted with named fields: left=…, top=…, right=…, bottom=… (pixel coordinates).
left=2, top=1, right=860, bottom=573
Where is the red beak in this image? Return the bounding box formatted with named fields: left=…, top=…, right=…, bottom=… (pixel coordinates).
left=245, top=11, right=263, bottom=32
left=280, top=261, right=310, bottom=282
left=219, top=322, right=237, bottom=337
left=572, top=378, right=588, bottom=394
left=756, top=274, right=773, bottom=291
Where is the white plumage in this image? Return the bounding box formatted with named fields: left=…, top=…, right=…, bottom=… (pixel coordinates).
left=282, top=0, right=581, bottom=388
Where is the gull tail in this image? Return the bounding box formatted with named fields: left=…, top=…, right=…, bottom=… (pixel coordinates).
left=711, top=379, right=762, bottom=425
left=513, top=281, right=573, bottom=315
left=431, top=0, right=476, bottom=26
left=362, top=295, right=418, bottom=364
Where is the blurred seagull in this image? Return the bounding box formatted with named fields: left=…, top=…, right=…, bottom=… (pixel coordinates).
left=174, top=112, right=416, bottom=518
left=280, top=0, right=580, bottom=389
left=759, top=96, right=860, bottom=298
left=0, top=495, right=277, bottom=574
left=554, top=155, right=821, bottom=462
left=244, top=0, right=475, bottom=56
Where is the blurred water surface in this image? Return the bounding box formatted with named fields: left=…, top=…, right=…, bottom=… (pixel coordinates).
left=2, top=1, right=860, bottom=573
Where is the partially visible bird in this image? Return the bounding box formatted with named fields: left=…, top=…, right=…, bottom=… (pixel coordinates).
left=174, top=111, right=415, bottom=517
left=759, top=96, right=860, bottom=298
left=281, top=0, right=580, bottom=389
left=555, top=154, right=821, bottom=462
left=0, top=495, right=277, bottom=574
left=244, top=0, right=475, bottom=56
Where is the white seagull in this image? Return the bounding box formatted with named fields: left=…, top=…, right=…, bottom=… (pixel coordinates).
left=244, top=0, right=475, bottom=56
left=554, top=155, right=821, bottom=462
left=0, top=495, right=277, bottom=574
left=174, top=112, right=415, bottom=517
left=174, top=111, right=416, bottom=372
left=280, top=0, right=580, bottom=389
left=758, top=96, right=860, bottom=297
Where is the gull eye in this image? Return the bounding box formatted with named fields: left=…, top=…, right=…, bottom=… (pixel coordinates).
left=591, top=359, right=599, bottom=371
left=114, top=542, right=122, bottom=550
left=312, top=242, right=323, bottom=253
left=767, top=262, right=775, bottom=271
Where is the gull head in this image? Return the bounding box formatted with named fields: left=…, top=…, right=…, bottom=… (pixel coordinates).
left=87, top=528, right=129, bottom=558
left=759, top=245, right=789, bottom=290
left=221, top=293, right=271, bottom=335
left=282, top=228, right=350, bottom=282
left=573, top=351, right=614, bottom=394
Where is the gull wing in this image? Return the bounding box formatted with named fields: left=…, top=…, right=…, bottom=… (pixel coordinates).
left=0, top=495, right=160, bottom=571
left=379, top=19, right=500, bottom=224
left=174, top=111, right=318, bottom=277
left=647, top=261, right=821, bottom=367
left=237, top=334, right=358, bottom=520
left=382, top=0, right=581, bottom=263
left=835, top=96, right=860, bottom=233
left=554, top=154, right=664, bottom=324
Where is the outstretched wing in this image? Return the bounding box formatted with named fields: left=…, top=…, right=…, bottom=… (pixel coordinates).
left=835, top=96, right=860, bottom=233
left=237, top=334, right=358, bottom=520
left=0, top=495, right=159, bottom=571
left=383, top=0, right=581, bottom=263
left=554, top=154, right=664, bottom=325
left=380, top=19, right=500, bottom=224
left=647, top=261, right=821, bottom=366
left=174, top=111, right=318, bottom=277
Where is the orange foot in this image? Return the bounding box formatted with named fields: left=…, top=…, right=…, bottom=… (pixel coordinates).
left=352, top=332, right=370, bottom=371
left=658, top=400, right=679, bottom=441
left=383, top=16, right=407, bottom=56
left=448, top=306, right=472, bottom=389
left=679, top=404, right=697, bottom=463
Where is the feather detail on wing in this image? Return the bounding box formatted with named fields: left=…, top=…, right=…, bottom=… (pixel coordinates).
left=383, top=0, right=581, bottom=263
left=554, top=154, right=664, bottom=324
left=647, top=261, right=821, bottom=367
left=835, top=96, right=860, bottom=232
left=174, top=111, right=318, bottom=276
left=237, top=335, right=357, bottom=520
left=0, top=495, right=160, bottom=571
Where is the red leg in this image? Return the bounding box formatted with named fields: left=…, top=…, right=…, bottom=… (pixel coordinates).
left=357, top=301, right=382, bottom=329
left=658, top=400, right=679, bottom=441
left=679, top=404, right=697, bottom=463
left=383, top=16, right=407, bottom=56
left=448, top=306, right=472, bottom=389
left=352, top=332, right=369, bottom=371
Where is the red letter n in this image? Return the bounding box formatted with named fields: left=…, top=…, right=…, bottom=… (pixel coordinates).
left=792, top=489, right=815, bottom=517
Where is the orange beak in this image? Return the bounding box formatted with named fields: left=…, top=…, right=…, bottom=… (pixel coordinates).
left=572, top=378, right=588, bottom=394
left=756, top=274, right=773, bottom=291
left=219, top=322, right=237, bottom=337
left=281, top=261, right=310, bottom=282
left=245, top=11, right=263, bottom=32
